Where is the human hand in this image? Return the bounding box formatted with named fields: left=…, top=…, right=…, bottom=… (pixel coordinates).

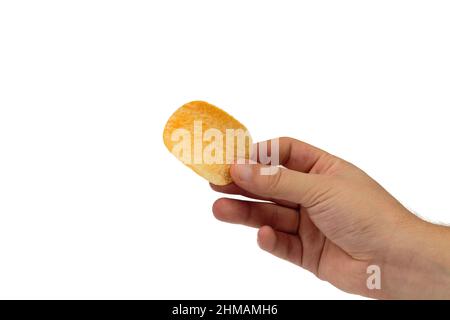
left=211, top=137, right=450, bottom=299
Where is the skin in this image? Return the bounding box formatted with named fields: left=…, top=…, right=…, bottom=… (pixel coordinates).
left=211, top=137, right=450, bottom=299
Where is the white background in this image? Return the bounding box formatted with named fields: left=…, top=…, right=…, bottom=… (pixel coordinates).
left=1, top=1, right=449, bottom=299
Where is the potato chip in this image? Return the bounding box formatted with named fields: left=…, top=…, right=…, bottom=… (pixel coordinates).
left=163, top=101, right=252, bottom=185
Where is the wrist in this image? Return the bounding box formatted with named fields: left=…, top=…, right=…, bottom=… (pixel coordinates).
left=380, top=214, right=450, bottom=299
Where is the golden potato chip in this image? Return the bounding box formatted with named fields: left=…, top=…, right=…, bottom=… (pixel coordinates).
left=163, top=101, right=252, bottom=185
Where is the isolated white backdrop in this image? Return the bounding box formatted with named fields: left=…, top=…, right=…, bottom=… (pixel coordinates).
left=1, top=1, right=449, bottom=299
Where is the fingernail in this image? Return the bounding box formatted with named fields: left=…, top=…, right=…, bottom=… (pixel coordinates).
left=233, top=164, right=253, bottom=182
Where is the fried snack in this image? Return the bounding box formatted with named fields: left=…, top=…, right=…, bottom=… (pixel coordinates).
left=163, top=101, right=252, bottom=185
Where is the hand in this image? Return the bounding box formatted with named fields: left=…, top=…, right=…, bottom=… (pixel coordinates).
left=211, top=137, right=450, bottom=299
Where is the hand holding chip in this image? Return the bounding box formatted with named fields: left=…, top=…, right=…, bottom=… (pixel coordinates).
left=163, top=101, right=450, bottom=299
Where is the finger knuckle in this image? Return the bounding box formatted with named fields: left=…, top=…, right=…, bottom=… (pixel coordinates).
left=264, top=168, right=283, bottom=196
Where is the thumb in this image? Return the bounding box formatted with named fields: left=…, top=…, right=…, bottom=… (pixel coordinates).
left=230, top=163, right=322, bottom=206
